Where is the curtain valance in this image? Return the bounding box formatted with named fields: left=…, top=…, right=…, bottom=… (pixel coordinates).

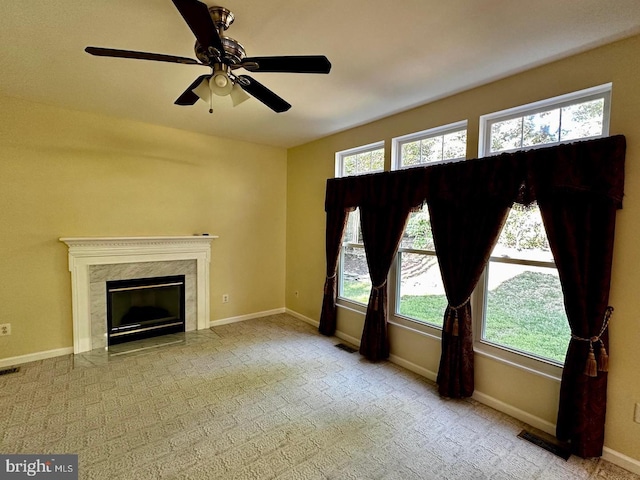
left=325, top=135, right=625, bottom=212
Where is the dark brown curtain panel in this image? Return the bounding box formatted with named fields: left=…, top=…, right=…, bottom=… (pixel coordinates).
left=319, top=207, right=351, bottom=336
left=526, top=136, right=626, bottom=457
left=426, top=158, right=523, bottom=397
left=358, top=203, right=413, bottom=360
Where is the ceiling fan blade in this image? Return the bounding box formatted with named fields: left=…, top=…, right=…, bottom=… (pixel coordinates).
left=241, top=56, right=331, bottom=74
left=171, top=0, right=224, bottom=55
left=85, top=47, right=201, bottom=65
left=175, top=75, right=211, bottom=105
left=237, top=75, right=291, bottom=113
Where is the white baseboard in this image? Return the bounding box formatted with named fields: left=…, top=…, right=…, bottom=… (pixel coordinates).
left=285, top=309, right=319, bottom=328
left=603, top=447, right=640, bottom=475
left=388, top=354, right=438, bottom=383
left=209, top=308, right=286, bottom=327
left=334, top=331, right=361, bottom=347
left=0, top=347, right=74, bottom=369
left=471, top=390, right=557, bottom=436
left=469, top=391, right=640, bottom=474
left=390, top=354, right=556, bottom=437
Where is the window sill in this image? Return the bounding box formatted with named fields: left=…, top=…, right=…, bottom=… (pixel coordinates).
left=474, top=343, right=563, bottom=382
left=388, top=316, right=442, bottom=342
left=336, top=299, right=367, bottom=315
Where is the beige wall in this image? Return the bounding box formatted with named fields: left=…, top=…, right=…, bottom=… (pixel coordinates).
left=286, top=34, right=640, bottom=462
left=0, top=95, right=287, bottom=359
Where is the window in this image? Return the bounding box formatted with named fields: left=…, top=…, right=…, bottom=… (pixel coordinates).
left=336, top=142, right=384, bottom=304
left=392, top=122, right=467, bottom=326
left=476, top=84, right=611, bottom=370
left=335, top=141, right=384, bottom=177
left=392, top=121, right=467, bottom=170
left=339, top=208, right=371, bottom=304
left=395, top=205, right=447, bottom=326
left=480, top=83, right=611, bottom=156
left=481, top=204, right=571, bottom=365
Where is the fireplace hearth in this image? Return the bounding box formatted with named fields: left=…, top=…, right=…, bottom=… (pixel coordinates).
left=107, top=275, right=186, bottom=345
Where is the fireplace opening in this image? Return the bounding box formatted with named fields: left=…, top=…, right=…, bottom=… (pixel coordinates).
left=106, top=275, right=186, bottom=346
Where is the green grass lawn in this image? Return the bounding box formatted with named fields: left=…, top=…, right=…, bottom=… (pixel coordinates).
left=345, top=271, right=570, bottom=364
left=483, top=270, right=569, bottom=363
left=341, top=281, right=372, bottom=304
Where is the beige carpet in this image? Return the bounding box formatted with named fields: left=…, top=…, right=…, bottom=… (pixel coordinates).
left=1, top=314, right=638, bottom=479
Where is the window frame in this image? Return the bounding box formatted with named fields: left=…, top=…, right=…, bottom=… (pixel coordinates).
left=335, top=140, right=385, bottom=178
left=479, top=83, right=611, bottom=157
left=473, top=83, right=612, bottom=379
left=335, top=141, right=385, bottom=308
left=391, top=120, right=468, bottom=170
left=389, top=121, right=468, bottom=331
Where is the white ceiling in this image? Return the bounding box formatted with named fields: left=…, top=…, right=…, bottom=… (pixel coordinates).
left=1, top=1, right=640, bottom=148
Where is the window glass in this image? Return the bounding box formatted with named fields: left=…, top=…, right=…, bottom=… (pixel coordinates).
left=443, top=130, right=467, bottom=160
left=483, top=205, right=569, bottom=364
left=483, top=262, right=570, bottom=364
left=339, top=243, right=371, bottom=304
left=522, top=109, right=560, bottom=147
left=394, top=122, right=467, bottom=169
left=339, top=146, right=384, bottom=177
left=492, top=203, right=553, bottom=263
left=396, top=206, right=446, bottom=327
left=397, top=252, right=446, bottom=326
left=400, top=206, right=435, bottom=251
left=560, top=98, right=604, bottom=141
left=484, top=85, right=610, bottom=155
left=490, top=117, right=522, bottom=153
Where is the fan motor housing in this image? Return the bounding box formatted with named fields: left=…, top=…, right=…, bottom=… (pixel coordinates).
left=194, top=6, right=245, bottom=67
left=195, top=36, right=245, bottom=66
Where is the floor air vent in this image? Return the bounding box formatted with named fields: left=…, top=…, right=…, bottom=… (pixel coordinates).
left=518, top=430, right=571, bottom=460
left=335, top=343, right=358, bottom=354
left=0, top=367, right=20, bottom=376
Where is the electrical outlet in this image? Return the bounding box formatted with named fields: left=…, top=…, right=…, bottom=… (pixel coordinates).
left=634, top=403, right=640, bottom=424
left=0, top=323, right=11, bottom=336
left=222, top=294, right=229, bottom=303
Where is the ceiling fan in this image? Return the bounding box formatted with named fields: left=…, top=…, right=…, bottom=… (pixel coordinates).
left=85, top=0, right=332, bottom=113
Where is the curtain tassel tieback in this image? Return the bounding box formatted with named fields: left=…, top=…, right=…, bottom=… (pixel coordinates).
left=585, top=342, right=598, bottom=377
left=324, top=273, right=337, bottom=295
left=447, top=297, right=471, bottom=337
left=371, top=280, right=387, bottom=311
left=571, top=306, right=613, bottom=377
left=599, top=342, right=609, bottom=372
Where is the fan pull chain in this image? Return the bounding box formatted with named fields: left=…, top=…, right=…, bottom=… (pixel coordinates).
left=209, top=89, right=213, bottom=114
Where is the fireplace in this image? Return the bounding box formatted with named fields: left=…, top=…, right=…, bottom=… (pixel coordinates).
left=107, top=275, right=186, bottom=345
left=60, top=236, right=216, bottom=353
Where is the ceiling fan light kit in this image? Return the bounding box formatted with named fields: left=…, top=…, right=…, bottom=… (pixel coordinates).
left=84, top=0, right=331, bottom=114
left=211, top=64, right=233, bottom=96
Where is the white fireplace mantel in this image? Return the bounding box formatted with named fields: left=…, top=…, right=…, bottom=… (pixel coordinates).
left=60, top=236, right=217, bottom=353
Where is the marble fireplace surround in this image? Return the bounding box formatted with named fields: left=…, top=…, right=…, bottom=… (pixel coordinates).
left=60, top=236, right=216, bottom=354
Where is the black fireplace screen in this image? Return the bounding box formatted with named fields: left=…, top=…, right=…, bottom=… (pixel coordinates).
left=106, top=275, right=186, bottom=345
